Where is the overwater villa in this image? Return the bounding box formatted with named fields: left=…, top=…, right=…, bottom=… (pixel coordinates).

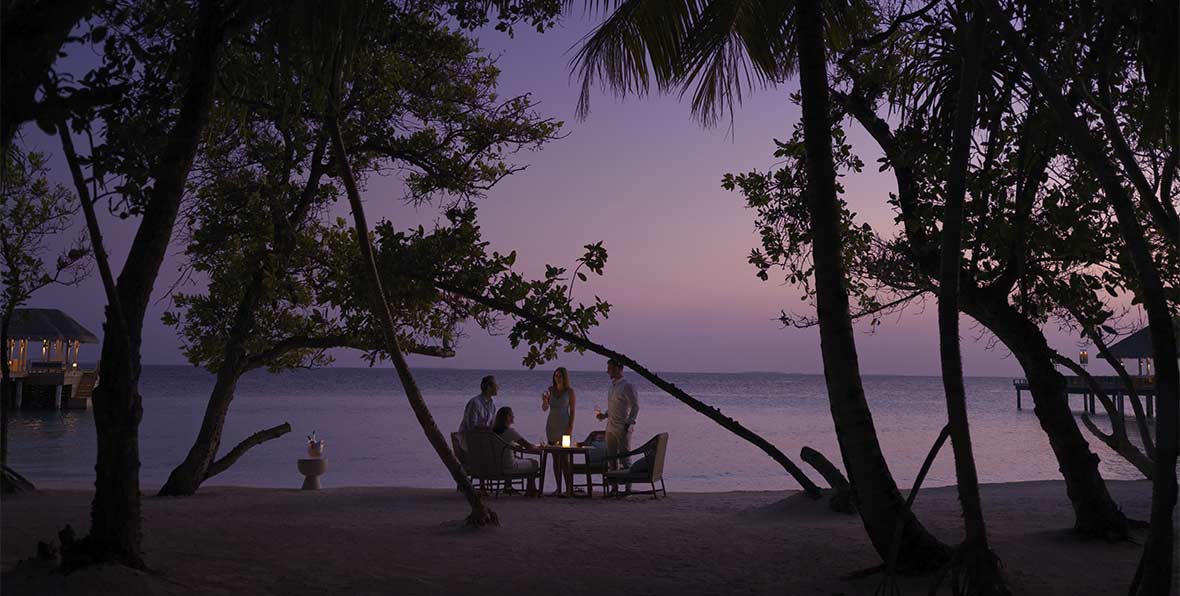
left=4, top=308, right=99, bottom=410
left=1013, top=320, right=1179, bottom=416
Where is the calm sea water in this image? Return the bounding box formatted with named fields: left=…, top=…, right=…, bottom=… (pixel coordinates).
left=7, top=366, right=1147, bottom=492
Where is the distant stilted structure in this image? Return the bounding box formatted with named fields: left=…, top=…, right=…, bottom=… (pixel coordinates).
left=1012, top=323, right=1177, bottom=417
left=4, top=308, right=99, bottom=410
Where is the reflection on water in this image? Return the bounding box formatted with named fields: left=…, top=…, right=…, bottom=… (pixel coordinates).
left=7, top=365, right=1153, bottom=491
left=15, top=410, right=86, bottom=435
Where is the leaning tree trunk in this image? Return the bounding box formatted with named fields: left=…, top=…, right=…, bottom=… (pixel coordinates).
left=159, top=267, right=270, bottom=496
left=159, top=363, right=250, bottom=496
left=961, top=297, right=1130, bottom=539
left=160, top=135, right=327, bottom=497
left=936, top=11, right=1008, bottom=594
left=326, top=82, right=495, bottom=526
left=795, top=0, right=949, bottom=572
left=980, top=3, right=1180, bottom=592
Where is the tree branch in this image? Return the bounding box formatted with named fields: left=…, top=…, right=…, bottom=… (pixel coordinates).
left=242, top=334, right=454, bottom=372
left=203, top=422, right=291, bottom=480
left=840, top=0, right=942, bottom=64
left=1050, top=351, right=1153, bottom=479
left=1080, top=320, right=1155, bottom=456
left=57, top=120, right=132, bottom=359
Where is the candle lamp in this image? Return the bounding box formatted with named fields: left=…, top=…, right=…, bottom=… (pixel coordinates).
left=561, top=434, right=571, bottom=448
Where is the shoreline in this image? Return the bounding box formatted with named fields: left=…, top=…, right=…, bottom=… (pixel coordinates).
left=12, top=477, right=1139, bottom=493
left=3, top=480, right=1159, bottom=595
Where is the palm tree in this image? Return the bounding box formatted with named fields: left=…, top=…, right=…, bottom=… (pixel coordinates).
left=574, top=0, right=949, bottom=570
left=933, top=7, right=1007, bottom=594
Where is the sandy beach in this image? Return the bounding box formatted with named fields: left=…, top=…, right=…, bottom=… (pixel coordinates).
left=1, top=480, right=1160, bottom=595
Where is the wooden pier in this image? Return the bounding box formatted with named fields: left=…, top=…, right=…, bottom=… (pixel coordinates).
left=1013, top=375, right=1157, bottom=417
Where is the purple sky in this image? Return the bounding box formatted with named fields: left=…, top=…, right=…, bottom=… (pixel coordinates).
left=21, top=15, right=1123, bottom=376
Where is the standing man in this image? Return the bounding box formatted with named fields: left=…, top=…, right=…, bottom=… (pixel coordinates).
left=459, top=375, right=498, bottom=433
left=596, top=359, right=639, bottom=470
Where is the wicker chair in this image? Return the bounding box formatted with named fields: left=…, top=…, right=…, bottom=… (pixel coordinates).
left=452, top=432, right=471, bottom=485
left=462, top=430, right=540, bottom=497
left=570, top=430, right=607, bottom=495
left=602, top=432, right=669, bottom=499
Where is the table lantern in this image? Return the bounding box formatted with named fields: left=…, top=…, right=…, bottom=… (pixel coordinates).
left=561, top=434, right=572, bottom=448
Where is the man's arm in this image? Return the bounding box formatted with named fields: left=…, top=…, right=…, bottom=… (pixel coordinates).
left=625, top=383, right=639, bottom=427
left=460, top=398, right=477, bottom=431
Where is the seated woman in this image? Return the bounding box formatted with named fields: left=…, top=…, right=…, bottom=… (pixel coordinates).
left=492, top=407, right=540, bottom=493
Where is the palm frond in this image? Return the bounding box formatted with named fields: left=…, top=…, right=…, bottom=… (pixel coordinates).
left=678, top=0, right=794, bottom=126
left=573, top=0, right=878, bottom=124
left=571, top=0, right=703, bottom=119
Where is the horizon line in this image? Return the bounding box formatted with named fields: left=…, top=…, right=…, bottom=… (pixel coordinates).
left=121, top=362, right=1020, bottom=379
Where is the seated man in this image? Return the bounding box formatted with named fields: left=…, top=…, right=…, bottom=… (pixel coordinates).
left=455, top=375, right=498, bottom=472
left=459, top=375, right=498, bottom=433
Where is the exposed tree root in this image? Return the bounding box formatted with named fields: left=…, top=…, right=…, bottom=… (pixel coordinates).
left=464, top=505, right=500, bottom=527
left=930, top=540, right=1010, bottom=596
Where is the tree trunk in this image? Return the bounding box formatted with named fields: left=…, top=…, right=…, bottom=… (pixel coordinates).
left=160, top=135, right=327, bottom=497
left=800, top=446, right=854, bottom=513
left=159, top=270, right=268, bottom=496
left=0, top=310, right=32, bottom=493
left=962, top=295, right=1130, bottom=539
left=326, top=76, right=495, bottom=526
left=2, top=309, right=12, bottom=467
left=936, top=11, right=1007, bottom=593
left=158, top=365, right=247, bottom=496
left=795, top=0, right=949, bottom=572
left=980, top=7, right=1178, bottom=592
left=85, top=347, right=145, bottom=567
left=77, top=0, right=231, bottom=568
left=840, top=84, right=1131, bottom=541
left=431, top=278, right=822, bottom=496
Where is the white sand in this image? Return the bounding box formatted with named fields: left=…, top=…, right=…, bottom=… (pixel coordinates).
left=1, top=480, right=1160, bottom=595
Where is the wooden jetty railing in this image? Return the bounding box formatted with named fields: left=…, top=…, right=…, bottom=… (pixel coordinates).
left=1013, top=375, right=1157, bottom=417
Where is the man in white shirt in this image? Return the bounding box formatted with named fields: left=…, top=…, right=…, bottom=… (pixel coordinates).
left=596, top=359, right=639, bottom=470
left=459, top=375, right=498, bottom=433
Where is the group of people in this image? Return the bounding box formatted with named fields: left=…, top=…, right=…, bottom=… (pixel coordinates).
left=457, top=359, right=640, bottom=496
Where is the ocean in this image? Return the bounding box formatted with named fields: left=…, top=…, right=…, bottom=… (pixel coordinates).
left=6, top=366, right=1146, bottom=492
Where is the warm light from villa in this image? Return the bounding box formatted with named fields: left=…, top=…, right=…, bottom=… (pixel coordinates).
left=1079, top=350, right=1089, bottom=366
left=561, top=435, right=571, bottom=448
